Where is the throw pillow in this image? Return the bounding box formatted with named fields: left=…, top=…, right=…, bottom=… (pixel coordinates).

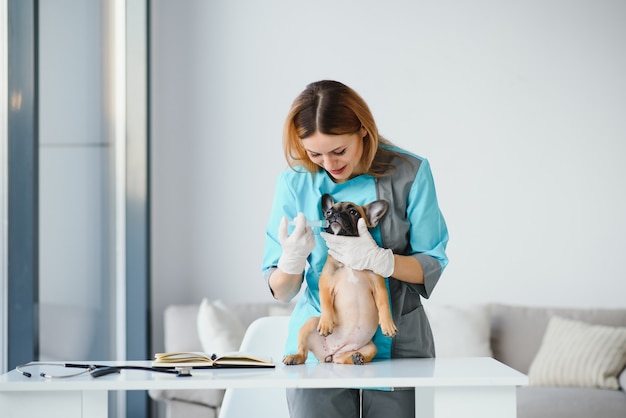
left=528, top=316, right=626, bottom=389
left=196, top=298, right=246, bottom=356
left=423, top=303, right=493, bottom=357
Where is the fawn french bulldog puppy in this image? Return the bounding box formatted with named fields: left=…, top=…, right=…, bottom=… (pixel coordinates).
left=283, top=194, right=397, bottom=365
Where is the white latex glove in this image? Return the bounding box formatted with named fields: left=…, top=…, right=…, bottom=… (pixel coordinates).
left=277, top=213, right=316, bottom=275
left=321, top=218, right=395, bottom=277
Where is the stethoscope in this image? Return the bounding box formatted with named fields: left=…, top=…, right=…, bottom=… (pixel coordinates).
left=16, top=362, right=193, bottom=379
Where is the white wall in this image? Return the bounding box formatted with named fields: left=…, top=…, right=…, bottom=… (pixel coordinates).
left=150, top=0, right=626, bottom=350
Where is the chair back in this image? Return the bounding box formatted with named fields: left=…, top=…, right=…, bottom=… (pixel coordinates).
left=218, top=315, right=291, bottom=418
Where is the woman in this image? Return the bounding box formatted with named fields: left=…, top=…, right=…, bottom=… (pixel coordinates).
left=262, top=80, right=449, bottom=418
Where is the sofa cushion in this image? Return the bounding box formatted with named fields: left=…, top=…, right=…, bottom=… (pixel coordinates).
left=197, top=298, right=246, bottom=356
left=163, top=304, right=204, bottom=353
left=517, top=386, right=626, bottom=418
left=528, top=316, right=626, bottom=389
left=165, top=398, right=218, bottom=418
left=424, top=303, right=493, bottom=357
left=149, top=388, right=225, bottom=410
left=489, top=304, right=626, bottom=374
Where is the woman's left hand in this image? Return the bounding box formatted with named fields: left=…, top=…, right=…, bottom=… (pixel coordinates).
left=321, top=218, right=395, bottom=277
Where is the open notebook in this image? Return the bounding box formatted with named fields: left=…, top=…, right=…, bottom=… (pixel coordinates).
left=152, top=351, right=275, bottom=369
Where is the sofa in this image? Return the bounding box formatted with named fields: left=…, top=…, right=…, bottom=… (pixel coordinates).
left=487, top=303, right=626, bottom=418
left=149, top=301, right=626, bottom=418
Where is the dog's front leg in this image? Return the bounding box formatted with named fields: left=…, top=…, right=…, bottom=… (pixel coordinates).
left=317, top=257, right=339, bottom=336
left=371, top=274, right=397, bottom=337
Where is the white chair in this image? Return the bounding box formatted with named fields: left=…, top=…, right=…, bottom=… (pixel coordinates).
left=218, top=316, right=291, bottom=418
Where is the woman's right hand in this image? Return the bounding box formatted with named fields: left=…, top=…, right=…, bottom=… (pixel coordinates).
left=277, top=213, right=316, bottom=274
left=271, top=213, right=316, bottom=302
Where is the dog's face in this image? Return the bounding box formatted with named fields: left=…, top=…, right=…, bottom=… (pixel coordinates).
left=321, top=194, right=388, bottom=236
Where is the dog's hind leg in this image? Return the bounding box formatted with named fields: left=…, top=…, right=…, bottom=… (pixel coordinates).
left=332, top=341, right=378, bottom=365
left=283, top=316, right=320, bottom=365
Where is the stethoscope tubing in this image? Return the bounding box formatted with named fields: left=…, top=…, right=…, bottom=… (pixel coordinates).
left=16, top=362, right=190, bottom=379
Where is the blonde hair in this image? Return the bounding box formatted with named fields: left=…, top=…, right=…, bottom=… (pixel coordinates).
left=283, top=80, right=396, bottom=177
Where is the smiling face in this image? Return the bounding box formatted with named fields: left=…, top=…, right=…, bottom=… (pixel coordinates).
left=301, top=130, right=365, bottom=183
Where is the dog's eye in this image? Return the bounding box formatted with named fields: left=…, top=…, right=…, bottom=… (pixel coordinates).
left=349, top=209, right=358, bottom=216
left=325, top=209, right=332, bottom=217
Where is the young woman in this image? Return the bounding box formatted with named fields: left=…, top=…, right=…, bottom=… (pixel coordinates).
left=262, top=80, right=449, bottom=418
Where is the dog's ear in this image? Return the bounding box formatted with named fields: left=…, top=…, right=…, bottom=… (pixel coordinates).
left=363, top=200, right=389, bottom=227
left=321, top=194, right=335, bottom=212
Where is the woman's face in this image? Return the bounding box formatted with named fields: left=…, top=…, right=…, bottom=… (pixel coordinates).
left=301, top=130, right=365, bottom=183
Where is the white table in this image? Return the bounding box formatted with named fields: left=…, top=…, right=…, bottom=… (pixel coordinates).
left=0, top=357, right=527, bottom=418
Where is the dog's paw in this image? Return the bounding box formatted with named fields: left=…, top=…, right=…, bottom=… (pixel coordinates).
left=317, top=317, right=335, bottom=337
left=381, top=321, right=398, bottom=337
left=283, top=354, right=306, bottom=366
left=351, top=353, right=365, bottom=365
